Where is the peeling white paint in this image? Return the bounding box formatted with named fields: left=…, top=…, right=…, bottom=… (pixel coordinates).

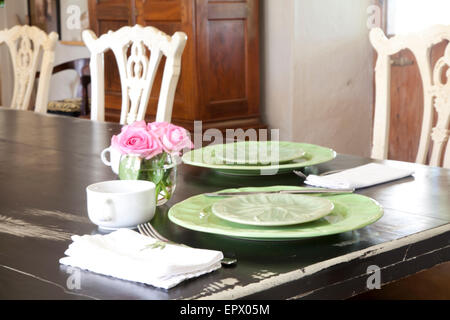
left=0, top=214, right=72, bottom=241
left=402, top=245, right=411, bottom=261
left=0, top=264, right=98, bottom=300
left=193, top=223, right=450, bottom=300
left=332, top=239, right=360, bottom=247
left=252, top=270, right=277, bottom=280
left=288, top=243, right=450, bottom=300
left=202, top=278, right=239, bottom=292
left=23, top=208, right=89, bottom=224
left=182, top=278, right=240, bottom=300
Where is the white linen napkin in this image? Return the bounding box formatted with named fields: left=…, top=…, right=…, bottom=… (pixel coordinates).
left=304, top=163, right=414, bottom=190
left=59, top=228, right=223, bottom=289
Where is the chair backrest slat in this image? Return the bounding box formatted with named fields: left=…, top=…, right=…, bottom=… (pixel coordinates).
left=0, top=25, right=57, bottom=113
left=82, top=24, right=187, bottom=125
left=370, top=26, right=450, bottom=168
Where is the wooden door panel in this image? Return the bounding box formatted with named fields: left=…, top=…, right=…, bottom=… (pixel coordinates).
left=197, top=0, right=259, bottom=121
left=88, top=0, right=133, bottom=33
left=208, top=20, right=246, bottom=101
left=207, top=2, right=248, bottom=19
left=139, top=1, right=182, bottom=21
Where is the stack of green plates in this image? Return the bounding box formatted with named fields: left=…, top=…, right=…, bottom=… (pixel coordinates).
left=168, top=186, right=383, bottom=240
left=182, top=141, right=336, bottom=176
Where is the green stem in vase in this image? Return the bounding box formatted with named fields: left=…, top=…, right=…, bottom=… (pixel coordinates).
left=119, top=153, right=176, bottom=204
left=155, top=183, right=162, bottom=201
left=160, top=179, right=170, bottom=200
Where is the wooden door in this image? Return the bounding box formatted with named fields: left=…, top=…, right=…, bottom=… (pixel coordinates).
left=196, top=0, right=260, bottom=122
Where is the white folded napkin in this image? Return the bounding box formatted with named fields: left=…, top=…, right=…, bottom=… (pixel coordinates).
left=59, top=228, right=223, bottom=289
left=304, top=163, right=414, bottom=189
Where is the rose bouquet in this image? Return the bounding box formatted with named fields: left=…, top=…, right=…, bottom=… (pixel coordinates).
left=111, top=120, right=193, bottom=205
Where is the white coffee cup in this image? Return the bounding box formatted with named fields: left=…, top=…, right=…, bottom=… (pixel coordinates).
left=100, top=146, right=122, bottom=174
left=86, top=180, right=156, bottom=230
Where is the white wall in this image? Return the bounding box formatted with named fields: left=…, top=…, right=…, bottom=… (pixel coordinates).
left=261, top=0, right=374, bottom=157
left=260, top=0, right=295, bottom=141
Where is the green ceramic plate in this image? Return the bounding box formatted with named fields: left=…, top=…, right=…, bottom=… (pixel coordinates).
left=211, top=193, right=334, bottom=226
left=182, top=142, right=336, bottom=176
left=212, top=141, right=306, bottom=165
left=168, top=186, right=383, bottom=240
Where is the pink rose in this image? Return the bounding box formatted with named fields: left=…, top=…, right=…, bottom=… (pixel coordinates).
left=161, top=123, right=193, bottom=153
left=111, top=121, right=163, bottom=159
left=147, top=121, right=169, bottom=138
left=128, top=120, right=147, bottom=129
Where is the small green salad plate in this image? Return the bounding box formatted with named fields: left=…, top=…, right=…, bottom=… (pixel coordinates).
left=168, top=186, right=383, bottom=240
left=211, top=193, right=334, bottom=226
left=213, top=141, right=306, bottom=165
left=181, top=142, right=336, bottom=176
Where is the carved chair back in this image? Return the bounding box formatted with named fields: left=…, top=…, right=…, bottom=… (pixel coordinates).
left=82, top=24, right=187, bottom=124
left=370, top=26, right=450, bottom=168
left=0, top=25, right=58, bottom=113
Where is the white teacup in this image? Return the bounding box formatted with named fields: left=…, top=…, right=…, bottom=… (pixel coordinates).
left=86, top=180, right=156, bottom=230
left=100, top=146, right=121, bottom=174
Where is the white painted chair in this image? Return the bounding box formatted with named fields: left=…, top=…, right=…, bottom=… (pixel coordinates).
left=370, top=26, right=450, bottom=168
left=0, top=25, right=58, bottom=113
left=82, top=24, right=187, bottom=125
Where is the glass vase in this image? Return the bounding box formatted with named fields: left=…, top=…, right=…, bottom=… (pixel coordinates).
left=118, top=153, right=178, bottom=206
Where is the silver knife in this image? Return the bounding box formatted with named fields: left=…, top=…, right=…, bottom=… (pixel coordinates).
left=204, top=188, right=355, bottom=197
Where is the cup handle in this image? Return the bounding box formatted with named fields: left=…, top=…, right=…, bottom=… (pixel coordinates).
left=98, top=199, right=114, bottom=222
left=101, top=147, right=112, bottom=167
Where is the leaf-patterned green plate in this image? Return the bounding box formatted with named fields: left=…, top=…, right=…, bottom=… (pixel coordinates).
left=168, top=186, right=383, bottom=240
left=211, top=194, right=334, bottom=226
left=181, top=142, right=336, bottom=176
left=213, top=141, right=306, bottom=165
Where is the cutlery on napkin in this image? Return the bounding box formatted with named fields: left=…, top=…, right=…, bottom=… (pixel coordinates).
left=303, top=163, right=414, bottom=190
left=59, top=229, right=223, bottom=290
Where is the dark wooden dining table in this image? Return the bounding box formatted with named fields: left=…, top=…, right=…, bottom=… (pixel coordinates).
left=0, top=108, right=449, bottom=300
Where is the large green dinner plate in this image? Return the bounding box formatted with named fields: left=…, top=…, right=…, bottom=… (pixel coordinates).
left=211, top=193, right=334, bottom=226
left=168, top=186, right=383, bottom=240
left=182, top=142, right=336, bottom=176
